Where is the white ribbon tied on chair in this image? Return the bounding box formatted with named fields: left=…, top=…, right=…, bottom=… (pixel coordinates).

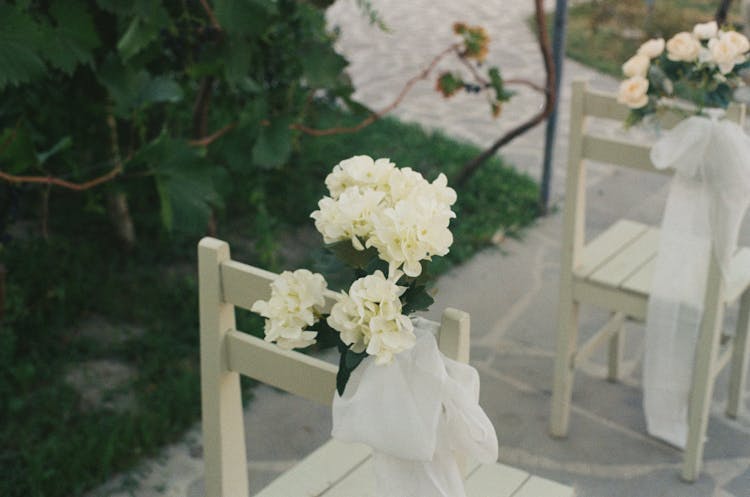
left=332, top=318, right=499, bottom=497
left=644, top=113, right=750, bottom=448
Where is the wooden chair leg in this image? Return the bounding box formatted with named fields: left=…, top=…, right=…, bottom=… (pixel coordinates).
left=607, top=317, right=624, bottom=382
left=682, top=269, right=725, bottom=483
left=550, top=298, right=580, bottom=438
left=728, top=288, right=750, bottom=419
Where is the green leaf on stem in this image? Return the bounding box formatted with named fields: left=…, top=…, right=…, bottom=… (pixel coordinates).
left=327, top=240, right=378, bottom=269
left=336, top=340, right=368, bottom=395
left=251, top=117, right=292, bottom=169
left=401, top=284, right=434, bottom=314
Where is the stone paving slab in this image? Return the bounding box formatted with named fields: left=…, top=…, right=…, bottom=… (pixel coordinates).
left=86, top=1, right=750, bottom=496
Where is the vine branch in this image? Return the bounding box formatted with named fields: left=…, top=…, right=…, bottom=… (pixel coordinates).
left=292, top=44, right=459, bottom=136
left=452, top=0, right=555, bottom=187
left=199, top=0, right=222, bottom=31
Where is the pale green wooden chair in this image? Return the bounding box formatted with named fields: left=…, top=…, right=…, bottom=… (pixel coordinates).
left=550, top=80, right=750, bottom=482
left=199, top=237, right=574, bottom=497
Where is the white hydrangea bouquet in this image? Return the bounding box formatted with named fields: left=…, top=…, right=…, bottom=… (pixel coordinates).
left=250, top=156, right=499, bottom=496
left=618, top=20, right=750, bottom=126
left=251, top=155, right=457, bottom=394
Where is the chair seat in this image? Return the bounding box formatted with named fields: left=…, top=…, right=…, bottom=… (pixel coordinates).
left=255, top=439, right=574, bottom=497
left=572, top=219, right=750, bottom=321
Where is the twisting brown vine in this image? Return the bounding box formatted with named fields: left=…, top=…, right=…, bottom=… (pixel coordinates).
left=452, top=0, right=555, bottom=187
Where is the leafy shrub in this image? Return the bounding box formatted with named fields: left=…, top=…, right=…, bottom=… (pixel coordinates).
left=0, top=0, right=356, bottom=240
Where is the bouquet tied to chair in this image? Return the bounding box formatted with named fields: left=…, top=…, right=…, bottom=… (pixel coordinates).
left=617, top=22, right=750, bottom=449
left=250, top=155, right=498, bottom=497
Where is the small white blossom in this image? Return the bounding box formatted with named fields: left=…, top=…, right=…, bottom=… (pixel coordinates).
left=367, top=171, right=456, bottom=278
left=251, top=269, right=327, bottom=350
left=311, top=187, right=385, bottom=250
left=325, top=155, right=396, bottom=199
left=327, top=271, right=415, bottom=364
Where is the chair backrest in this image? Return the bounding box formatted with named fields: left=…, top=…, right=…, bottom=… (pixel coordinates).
left=562, top=80, right=746, bottom=274
left=197, top=237, right=471, bottom=497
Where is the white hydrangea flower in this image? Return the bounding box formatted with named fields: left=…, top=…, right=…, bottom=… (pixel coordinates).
left=327, top=271, right=415, bottom=364
left=311, top=187, right=385, bottom=250
left=313, top=156, right=457, bottom=275
left=250, top=269, right=327, bottom=350
left=387, top=167, right=431, bottom=203
left=367, top=171, right=456, bottom=277
left=325, top=155, right=396, bottom=199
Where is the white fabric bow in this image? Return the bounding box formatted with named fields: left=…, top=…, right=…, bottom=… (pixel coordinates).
left=644, top=113, right=750, bottom=448
left=332, top=318, right=499, bottom=497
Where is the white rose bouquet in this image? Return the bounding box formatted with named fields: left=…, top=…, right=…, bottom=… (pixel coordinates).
left=617, top=21, right=750, bottom=125
left=251, top=155, right=457, bottom=393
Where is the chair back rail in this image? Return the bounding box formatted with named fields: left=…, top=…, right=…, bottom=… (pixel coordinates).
left=197, top=236, right=471, bottom=497
left=563, top=80, right=746, bottom=272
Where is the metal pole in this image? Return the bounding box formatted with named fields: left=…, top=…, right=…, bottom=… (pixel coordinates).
left=539, top=0, right=568, bottom=214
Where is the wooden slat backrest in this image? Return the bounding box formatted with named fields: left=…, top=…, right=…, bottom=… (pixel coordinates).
left=564, top=80, right=746, bottom=272
left=576, top=83, right=746, bottom=175
left=198, top=236, right=471, bottom=497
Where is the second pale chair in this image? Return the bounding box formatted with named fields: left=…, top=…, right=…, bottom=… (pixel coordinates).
left=549, top=80, right=750, bottom=482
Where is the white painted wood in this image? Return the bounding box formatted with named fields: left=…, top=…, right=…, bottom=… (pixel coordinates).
left=198, top=238, right=250, bottom=497
left=255, top=440, right=371, bottom=497
left=318, top=458, right=376, bottom=497
left=574, top=220, right=648, bottom=278
left=607, top=317, right=624, bottom=382
left=511, top=475, right=576, bottom=497
left=551, top=80, right=587, bottom=438
left=226, top=331, right=337, bottom=406
left=726, top=248, right=750, bottom=304
left=683, top=256, right=725, bottom=482
left=199, top=237, right=573, bottom=496
left=439, top=307, right=471, bottom=364
left=464, top=462, right=529, bottom=497
left=573, top=312, right=625, bottom=368
left=572, top=279, right=649, bottom=322
left=552, top=80, right=750, bottom=482
left=728, top=288, right=750, bottom=418
left=588, top=228, right=658, bottom=288
left=712, top=337, right=735, bottom=380
left=581, top=134, right=669, bottom=175
left=621, top=256, right=655, bottom=295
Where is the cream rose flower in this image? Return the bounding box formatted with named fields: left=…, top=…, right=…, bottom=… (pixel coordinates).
left=622, top=53, right=650, bottom=78
left=638, top=38, right=665, bottom=59
left=721, top=30, right=750, bottom=54
left=666, top=32, right=701, bottom=62
left=327, top=271, right=415, bottom=364
left=709, top=36, right=742, bottom=73
left=251, top=269, right=328, bottom=350
left=693, top=21, right=718, bottom=40
left=617, top=76, right=649, bottom=109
